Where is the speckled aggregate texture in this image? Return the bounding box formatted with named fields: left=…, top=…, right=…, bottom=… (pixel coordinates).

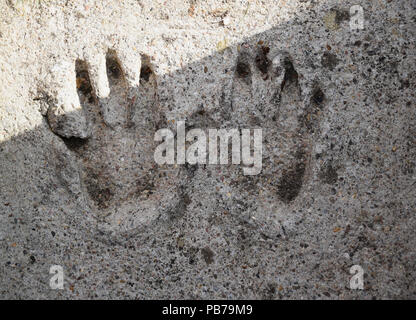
left=0, top=0, right=415, bottom=299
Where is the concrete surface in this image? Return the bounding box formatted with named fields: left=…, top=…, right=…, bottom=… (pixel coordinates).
left=0, top=0, right=415, bottom=299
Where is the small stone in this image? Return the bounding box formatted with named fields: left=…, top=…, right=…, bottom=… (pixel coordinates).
left=201, top=246, right=214, bottom=264
left=177, top=237, right=185, bottom=249
left=222, top=16, right=231, bottom=26
left=323, top=11, right=339, bottom=31
left=216, top=38, right=228, bottom=52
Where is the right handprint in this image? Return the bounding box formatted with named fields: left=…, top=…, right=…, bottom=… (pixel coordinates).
left=228, top=43, right=325, bottom=238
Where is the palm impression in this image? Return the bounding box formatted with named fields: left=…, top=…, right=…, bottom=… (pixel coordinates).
left=44, top=49, right=181, bottom=234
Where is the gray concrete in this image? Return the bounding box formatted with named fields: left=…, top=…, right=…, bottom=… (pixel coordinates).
left=0, top=0, right=415, bottom=299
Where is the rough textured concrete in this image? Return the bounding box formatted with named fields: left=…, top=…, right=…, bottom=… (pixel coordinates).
left=0, top=0, right=415, bottom=299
